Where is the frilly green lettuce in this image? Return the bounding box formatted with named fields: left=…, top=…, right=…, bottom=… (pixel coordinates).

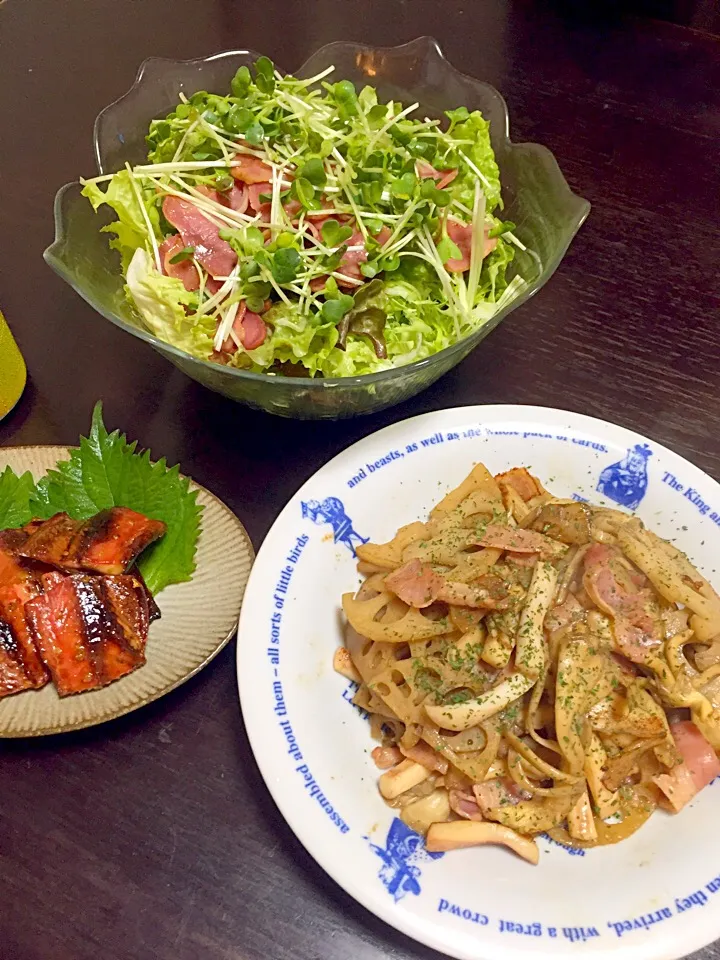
left=125, top=249, right=215, bottom=357
left=82, top=171, right=154, bottom=271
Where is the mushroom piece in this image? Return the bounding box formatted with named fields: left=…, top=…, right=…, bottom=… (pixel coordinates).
left=371, top=746, right=403, bottom=770
left=515, top=561, right=558, bottom=680
left=425, top=820, right=540, bottom=865
left=531, top=501, right=591, bottom=545
left=401, top=789, right=451, bottom=834
left=378, top=759, right=432, bottom=800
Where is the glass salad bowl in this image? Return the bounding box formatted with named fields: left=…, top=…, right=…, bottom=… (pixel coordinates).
left=45, top=38, right=589, bottom=420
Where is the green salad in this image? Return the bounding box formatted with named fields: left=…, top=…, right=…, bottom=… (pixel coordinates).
left=82, top=57, right=530, bottom=378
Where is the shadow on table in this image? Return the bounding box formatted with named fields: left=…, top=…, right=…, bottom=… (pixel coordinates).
left=541, top=0, right=719, bottom=32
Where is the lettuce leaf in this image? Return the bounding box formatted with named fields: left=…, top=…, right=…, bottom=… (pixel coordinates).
left=82, top=170, right=151, bottom=271
left=126, top=249, right=215, bottom=357
left=240, top=303, right=339, bottom=376
left=477, top=236, right=515, bottom=302
left=29, top=403, right=202, bottom=593
left=447, top=111, right=503, bottom=212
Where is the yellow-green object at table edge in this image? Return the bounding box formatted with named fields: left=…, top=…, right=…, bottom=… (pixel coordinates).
left=0, top=310, right=27, bottom=420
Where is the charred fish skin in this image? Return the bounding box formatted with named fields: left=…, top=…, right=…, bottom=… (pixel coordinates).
left=127, top=566, right=161, bottom=623
left=66, top=511, right=116, bottom=569
left=101, top=575, right=151, bottom=652
left=74, top=574, right=147, bottom=680
left=0, top=528, right=31, bottom=554
left=0, top=538, right=50, bottom=690
left=25, top=578, right=99, bottom=696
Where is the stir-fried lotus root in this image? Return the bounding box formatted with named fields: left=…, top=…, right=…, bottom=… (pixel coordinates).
left=334, top=464, right=720, bottom=864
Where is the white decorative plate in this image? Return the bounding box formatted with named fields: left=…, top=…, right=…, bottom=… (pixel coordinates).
left=0, top=446, right=253, bottom=736
left=237, top=405, right=720, bottom=960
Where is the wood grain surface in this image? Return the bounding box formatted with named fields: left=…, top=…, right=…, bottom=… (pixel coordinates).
left=0, top=1, right=719, bottom=958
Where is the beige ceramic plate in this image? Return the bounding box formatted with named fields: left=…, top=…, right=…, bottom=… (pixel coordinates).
left=0, top=446, right=253, bottom=736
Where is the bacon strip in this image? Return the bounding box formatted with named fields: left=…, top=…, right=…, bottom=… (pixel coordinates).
left=417, top=161, right=458, bottom=190
left=449, top=789, right=484, bottom=821
left=400, top=739, right=449, bottom=773
left=473, top=778, right=525, bottom=816
left=336, top=230, right=368, bottom=286
left=231, top=154, right=273, bottom=184
left=654, top=721, right=720, bottom=811
left=583, top=544, right=662, bottom=663
left=495, top=468, right=542, bottom=502
left=473, top=524, right=566, bottom=560
left=385, top=558, right=509, bottom=610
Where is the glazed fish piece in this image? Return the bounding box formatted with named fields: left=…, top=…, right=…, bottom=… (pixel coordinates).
left=19, top=507, right=166, bottom=575
left=0, top=617, right=46, bottom=696
left=0, top=528, right=31, bottom=555
left=63, top=508, right=166, bottom=574
left=0, top=541, right=49, bottom=691
left=25, top=573, right=150, bottom=696
left=129, top=566, right=162, bottom=623
left=0, top=591, right=49, bottom=691
left=15, top=513, right=80, bottom=568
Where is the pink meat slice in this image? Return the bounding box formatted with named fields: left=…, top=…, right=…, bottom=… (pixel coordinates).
left=231, top=154, right=274, bottom=184
left=385, top=558, right=509, bottom=610
left=158, top=234, right=199, bottom=292
left=583, top=544, right=663, bottom=663
left=473, top=524, right=560, bottom=558
left=162, top=196, right=237, bottom=279
left=653, top=721, right=720, bottom=811
left=445, top=219, right=498, bottom=272
left=336, top=230, right=368, bottom=286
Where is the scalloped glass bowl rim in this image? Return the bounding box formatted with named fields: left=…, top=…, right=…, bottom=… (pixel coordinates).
left=44, top=40, right=590, bottom=389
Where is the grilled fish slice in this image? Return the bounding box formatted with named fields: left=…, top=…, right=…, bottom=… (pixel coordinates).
left=0, top=589, right=49, bottom=689
left=0, top=541, right=49, bottom=690
left=16, top=513, right=80, bottom=568
left=19, top=507, right=166, bottom=575
left=66, top=508, right=166, bottom=574
left=0, top=528, right=31, bottom=555
left=25, top=573, right=149, bottom=696
left=129, top=566, right=162, bottom=623
left=0, top=618, right=43, bottom=696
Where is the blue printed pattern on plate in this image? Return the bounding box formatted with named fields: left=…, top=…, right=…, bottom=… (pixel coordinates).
left=368, top=818, right=443, bottom=902
left=597, top=444, right=652, bottom=510
left=301, top=497, right=368, bottom=555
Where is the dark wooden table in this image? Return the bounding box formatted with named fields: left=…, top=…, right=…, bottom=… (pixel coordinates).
left=1, top=2, right=719, bottom=958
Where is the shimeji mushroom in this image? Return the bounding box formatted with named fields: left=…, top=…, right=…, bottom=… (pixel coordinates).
left=425, top=821, right=540, bottom=865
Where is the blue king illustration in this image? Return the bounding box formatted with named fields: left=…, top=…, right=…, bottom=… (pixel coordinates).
left=596, top=443, right=653, bottom=511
